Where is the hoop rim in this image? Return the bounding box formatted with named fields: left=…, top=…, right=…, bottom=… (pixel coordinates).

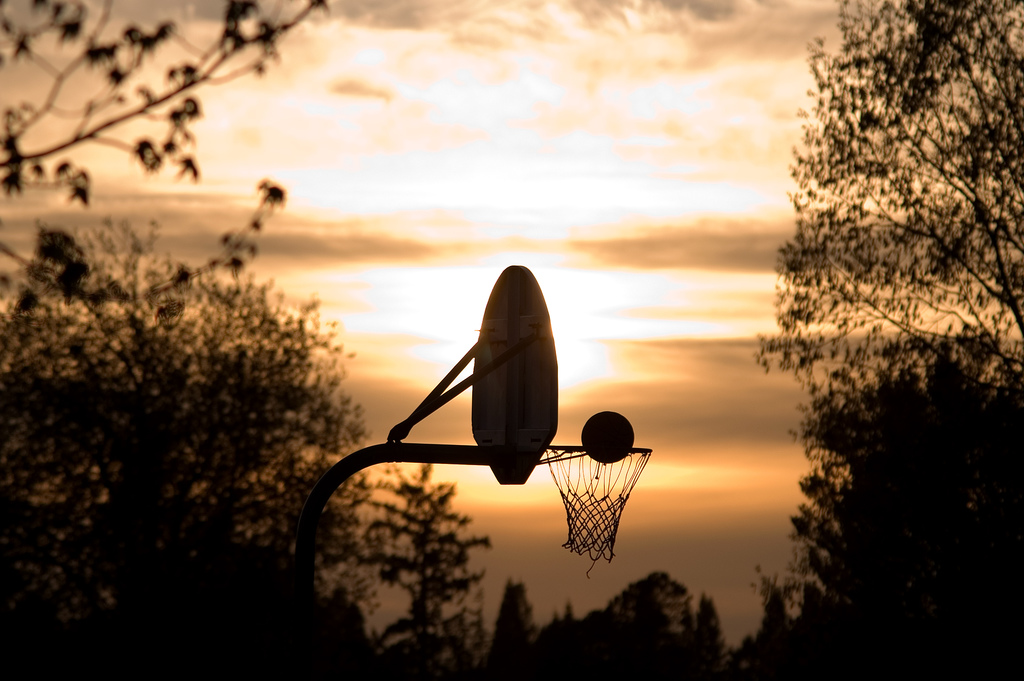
left=539, top=445, right=652, bottom=464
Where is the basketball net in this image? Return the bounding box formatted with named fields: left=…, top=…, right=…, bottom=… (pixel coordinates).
left=544, top=447, right=651, bottom=574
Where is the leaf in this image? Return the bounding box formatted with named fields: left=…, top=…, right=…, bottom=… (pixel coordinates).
left=155, top=299, right=185, bottom=326
left=177, top=157, right=199, bottom=182
left=134, top=139, right=162, bottom=172
left=155, top=22, right=175, bottom=42
left=57, top=261, right=88, bottom=302
left=36, top=230, right=81, bottom=265
left=69, top=170, right=89, bottom=205
left=1, top=169, right=22, bottom=196
left=123, top=26, right=142, bottom=45
left=181, top=98, right=201, bottom=119
left=14, top=34, right=31, bottom=59
left=15, top=289, right=38, bottom=314
left=86, top=43, right=117, bottom=66
left=106, top=281, right=130, bottom=302
left=139, top=24, right=174, bottom=54
left=257, top=180, right=286, bottom=208
left=60, top=19, right=81, bottom=43
left=173, top=264, right=191, bottom=289
left=26, top=263, right=52, bottom=285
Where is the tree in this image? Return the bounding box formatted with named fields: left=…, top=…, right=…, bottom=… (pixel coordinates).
left=366, top=464, right=491, bottom=680
left=604, top=571, right=694, bottom=680
left=1, top=0, right=319, bottom=201
left=728, top=577, right=793, bottom=681
left=0, top=0, right=312, bottom=301
left=693, top=595, right=726, bottom=681
left=532, top=572, right=705, bottom=681
left=788, top=360, right=1023, bottom=676
left=758, top=1, right=1024, bottom=675
left=762, top=0, right=1024, bottom=396
left=487, top=580, right=536, bottom=681
left=0, top=222, right=369, bottom=677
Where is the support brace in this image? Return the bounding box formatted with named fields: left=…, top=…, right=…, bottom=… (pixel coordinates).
left=386, top=332, right=539, bottom=443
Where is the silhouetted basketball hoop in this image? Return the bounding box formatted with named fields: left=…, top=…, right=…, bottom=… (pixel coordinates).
left=295, top=266, right=651, bottom=676
left=542, top=412, right=651, bottom=571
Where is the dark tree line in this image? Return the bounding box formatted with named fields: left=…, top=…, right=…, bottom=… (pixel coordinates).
left=0, top=222, right=500, bottom=679
left=0, top=223, right=371, bottom=677
left=485, top=573, right=728, bottom=681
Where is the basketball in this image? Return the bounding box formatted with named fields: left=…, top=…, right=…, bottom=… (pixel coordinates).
left=581, top=411, right=634, bottom=464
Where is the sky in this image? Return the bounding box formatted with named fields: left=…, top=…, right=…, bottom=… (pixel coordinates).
left=1, top=0, right=843, bottom=643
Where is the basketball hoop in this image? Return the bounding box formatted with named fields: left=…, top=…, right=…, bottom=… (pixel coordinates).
left=542, top=412, right=651, bottom=573
left=297, top=268, right=654, bottom=676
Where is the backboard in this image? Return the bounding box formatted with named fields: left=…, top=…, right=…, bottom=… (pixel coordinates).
left=472, top=266, right=558, bottom=484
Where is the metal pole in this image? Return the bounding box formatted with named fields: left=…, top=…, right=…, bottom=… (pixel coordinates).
left=294, top=441, right=507, bottom=676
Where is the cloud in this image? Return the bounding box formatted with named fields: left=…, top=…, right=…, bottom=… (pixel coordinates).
left=333, top=0, right=493, bottom=30
left=562, top=336, right=805, bottom=461
left=568, top=0, right=742, bottom=25
left=568, top=215, right=794, bottom=272
left=323, top=0, right=836, bottom=61
left=0, top=192, right=470, bottom=269
left=329, top=77, right=396, bottom=101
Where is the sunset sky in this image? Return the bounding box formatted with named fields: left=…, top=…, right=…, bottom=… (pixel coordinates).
left=2, top=0, right=844, bottom=642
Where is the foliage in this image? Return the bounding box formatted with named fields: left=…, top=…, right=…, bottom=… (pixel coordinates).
left=3, top=191, right=283, bottom=318
left=754, top=2, right=1024, bottom=676
left=693, top=594, right=727, bottom=680
left=0, top=222, right=368, bottom=676
left=789, top=359, right=1022, bottom=675
left=761, top=0, right=1024, bottom=395
left=728, top=579, right=793, bottom=681
left=0, top=0, right=310, bottom=303
left=366, top=464, right=491, bottom=680
left=532, top=572, right=726, bottom=681
left=0, top=0, right=321, bottom=202
left=487, top=580, right=536, bottom=680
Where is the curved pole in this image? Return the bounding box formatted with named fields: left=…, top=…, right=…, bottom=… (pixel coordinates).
left=294, top=441, right=506, bottom=676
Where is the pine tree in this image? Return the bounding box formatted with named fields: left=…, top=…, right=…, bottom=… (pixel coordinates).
left=487, top=580, right=536, bottom=680
left=693, top=595, right=726, bottom=681
left=367, top=464, right=491, bottom=680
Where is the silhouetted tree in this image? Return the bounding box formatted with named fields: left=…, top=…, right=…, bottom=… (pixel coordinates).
left=532, top=603, right=582, bottom=681
left=534, top=572, right=712, bottom=681
left=487, top=580, right=536, bottom=680
left=762, top=0, right=1024, bottom=395
left=0, top=222, right=370, bottom=678
left=1, top=0, right=321, bottom=202
left=605, top=571, right=694, bottom=680
left=788, top=359, right=1023, bottom=676
left=367, top=464, right=491, bottom=680
left=0, top=0, right=313, bottom=306
left=729, top=577, right=793, bottom=681
left=693, top=594, right=726, bottom=681
left=756, top=2, right=1024, bottom=675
